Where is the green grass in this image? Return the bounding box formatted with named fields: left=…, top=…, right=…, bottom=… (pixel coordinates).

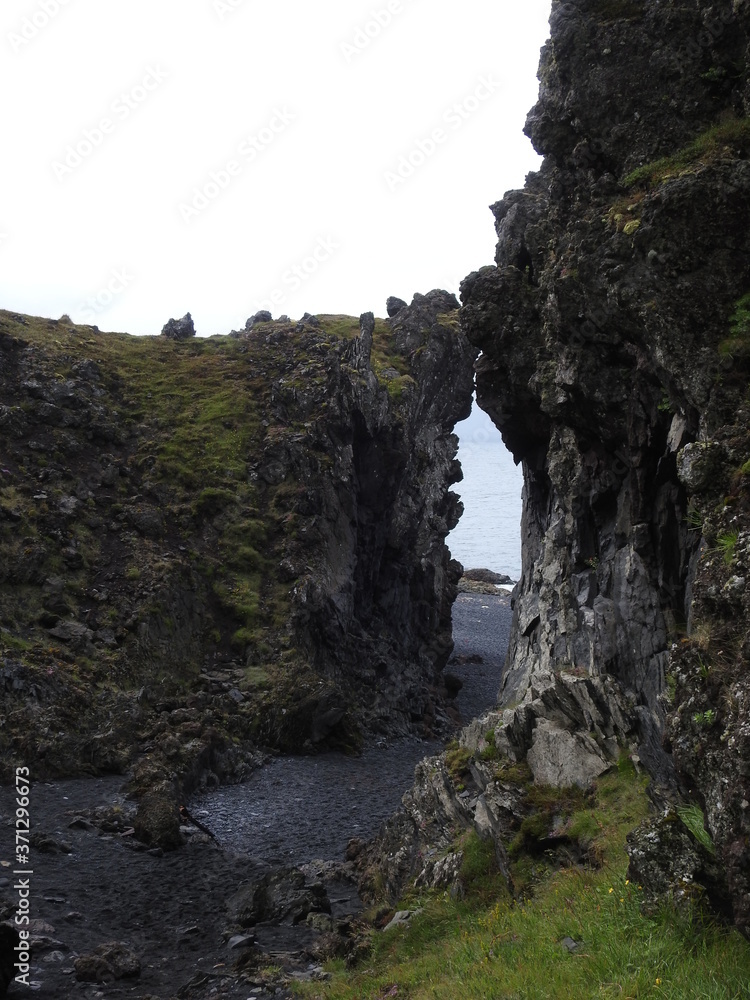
left=716, top=530, right=739, bottom=566
left=677, top=805, right=715, bottom=855
left=624, top=116, right=750, bottom=188
left=294, top=766, right=750, bottom=1000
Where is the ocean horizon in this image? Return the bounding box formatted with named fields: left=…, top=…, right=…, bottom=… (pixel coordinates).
left=448, top=401, right=524, bottom=581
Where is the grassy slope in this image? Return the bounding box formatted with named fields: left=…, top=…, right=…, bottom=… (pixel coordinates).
left=295, top=763, right=750, bottom=1000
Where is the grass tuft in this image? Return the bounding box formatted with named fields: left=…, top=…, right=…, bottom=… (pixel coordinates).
left=293, top=765, right=750, bottom=999
left=624, top=116, right=750, bottom=188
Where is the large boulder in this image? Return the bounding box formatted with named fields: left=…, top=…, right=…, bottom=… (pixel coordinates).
left=133, top=791, right=183, bottom=851
left=74, top=942, right=141, bottom=983
left=526, top=719, right=610, bottom=789
left=226, top=868, right=330, bottom=926
left=245, top=310, right=273, bottom=330
left=386, top=296, right=407, bottom=317
left=161, top=313, right=195, bottom=340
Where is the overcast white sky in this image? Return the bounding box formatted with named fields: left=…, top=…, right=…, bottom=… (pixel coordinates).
left=1, top=0, right=551, bottom=336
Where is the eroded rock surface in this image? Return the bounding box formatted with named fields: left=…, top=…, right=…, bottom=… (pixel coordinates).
left=365, top=0, right=750, bottom=936
left=0, top=293, right=474, bottom=796
left=456, top=0, right=750, bottom=935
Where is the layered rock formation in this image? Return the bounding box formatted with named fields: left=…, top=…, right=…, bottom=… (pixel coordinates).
left=366, top=0, right=750, bottom=937
left=0, top=291, right=474, bottom=788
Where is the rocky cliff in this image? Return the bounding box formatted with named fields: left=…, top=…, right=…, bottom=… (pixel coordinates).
left=0, top=291, right=475, bottom=794
left=365, top=0, right=750, bottom=938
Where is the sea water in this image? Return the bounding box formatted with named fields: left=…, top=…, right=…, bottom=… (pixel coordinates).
left=447, top=400, right=524, bottom=580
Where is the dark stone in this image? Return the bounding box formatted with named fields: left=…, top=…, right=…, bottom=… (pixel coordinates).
left=456, top=0, right=750, bottom=937
left=226, top=869, right=330, bottom=926
left=245, top=310, right=273, bottom=330
left=0, top=924, right=20, bottom=997
left=443, top=673, right=463, bottom=699
left=133, top=792, right=183, bottom=851
left=462, top=568, right=514, bottom=585
left=161, top=313, right=195, bottom=340
left=386, top=296, right=408, bottom=317
left=74, top=942, right=141, bottom=983
left=299, top=312, right=321, bottom=327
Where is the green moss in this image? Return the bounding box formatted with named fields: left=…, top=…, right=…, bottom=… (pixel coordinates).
left=719, top=292, right=750, bottom=361
left=384, top=374, right=416, bottom=400
left=445, top=742, right=473, bottom=784
left=230, top=626, right=255, bottom=650
left=624, top=116, right=750, bottom=188
left=0, top=631, right=33, bottom=653
left=457, top=831, right=510, bottom=903
left=493, top=757, right=533, bottom=785
left=193, top=487, right=238, bottom=516
left=242, top=665, right=271, bottom=691
left=509, top=783, right=592, bottom=857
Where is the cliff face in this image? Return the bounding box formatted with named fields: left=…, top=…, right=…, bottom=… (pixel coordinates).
left=458, top=0, right=750, bottom=933
left=0, top=292, right=474, bottom=785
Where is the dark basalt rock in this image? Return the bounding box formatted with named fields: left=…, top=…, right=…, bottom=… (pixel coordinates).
left=0, top=924, right=20, bottom=997
left=0, top=291, right=476, bottom=795
left=226, top=868, right=330, bottom=926
left=245, top=309, right=273, bottom=329
left=161, top=312, right=195, bottom=340
left=133, top=791, right=183, bottom=851
left=386, top=295, right=408, bottom=317
left=74, top=941, right=141, bottom=983
left=458, top=0, right=750, bottom=936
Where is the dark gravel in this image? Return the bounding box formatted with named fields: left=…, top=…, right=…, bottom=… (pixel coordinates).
left=0, top=592, right=514, bottom=999
left=190, top=738, right=440, bottom=865
left=190, top=590, right=514, bottom=865
left=449, top=589, right=513, bottom=723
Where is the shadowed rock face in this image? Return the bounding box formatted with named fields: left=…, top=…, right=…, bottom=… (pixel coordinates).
left=459, top=0, right=750, bottom=934
left=277, top=292, right=477, bottom=741
left=0, top=292, right=475, bottom=784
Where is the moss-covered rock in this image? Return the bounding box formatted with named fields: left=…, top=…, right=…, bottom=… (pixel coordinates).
left=0, top=292, right=475, bottom=794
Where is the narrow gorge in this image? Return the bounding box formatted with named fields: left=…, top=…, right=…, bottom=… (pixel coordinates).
left=3, top=0, right=750, bottom=996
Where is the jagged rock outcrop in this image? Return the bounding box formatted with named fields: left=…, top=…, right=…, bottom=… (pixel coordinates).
left=360, top=0, right=750, bottom=937
left=454, top=0, right=750, bottom=935
left=0, top=292, right=474, bottom=786
left=359, top=670, right=635, bottom=901
left=161, top=312, right=195, bottom=340
left=256, top=292, right=477, bottom=741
